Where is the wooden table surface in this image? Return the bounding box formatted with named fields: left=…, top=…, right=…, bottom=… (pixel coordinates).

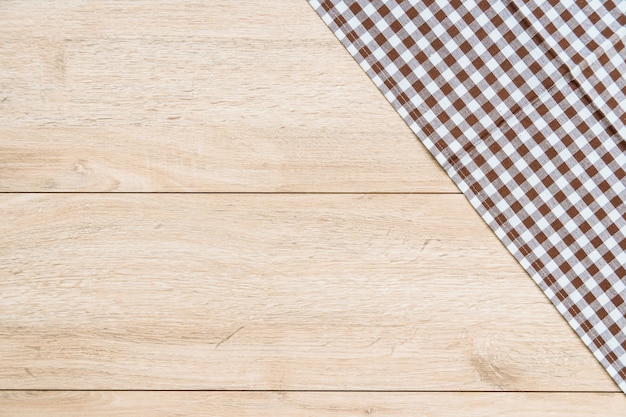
left=1, top=1, right=624, bottom=415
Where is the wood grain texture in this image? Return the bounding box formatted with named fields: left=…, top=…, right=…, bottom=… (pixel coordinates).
left=0, top=194, right=616, bottom=391
left=2, top=392, right=626, bottom=417
left=1, top=0, right=620, bottom=412
left=0, top=0, right=454, bottom=192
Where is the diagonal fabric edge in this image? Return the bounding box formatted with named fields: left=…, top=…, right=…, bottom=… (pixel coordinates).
left=307, top=0, right=626, bottom=393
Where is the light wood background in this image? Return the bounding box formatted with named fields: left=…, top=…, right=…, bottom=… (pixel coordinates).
left=0, top=1, right=623, bottom=415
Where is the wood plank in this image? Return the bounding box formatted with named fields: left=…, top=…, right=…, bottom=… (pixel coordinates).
left=0, top=194, right=617, bottom=391
left=1, top=392, right=626, bottom=417
left=0, top=0, right=454, bottom=192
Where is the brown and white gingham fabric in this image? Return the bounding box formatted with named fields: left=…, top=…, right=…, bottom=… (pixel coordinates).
left=308, top=0, right=626, bottom=392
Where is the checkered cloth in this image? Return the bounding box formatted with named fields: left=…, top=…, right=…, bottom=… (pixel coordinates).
left=308, top=0, right=626, bottom=392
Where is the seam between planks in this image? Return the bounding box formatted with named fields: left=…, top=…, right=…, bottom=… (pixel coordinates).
left=0, top=390, right=621, bottom=393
